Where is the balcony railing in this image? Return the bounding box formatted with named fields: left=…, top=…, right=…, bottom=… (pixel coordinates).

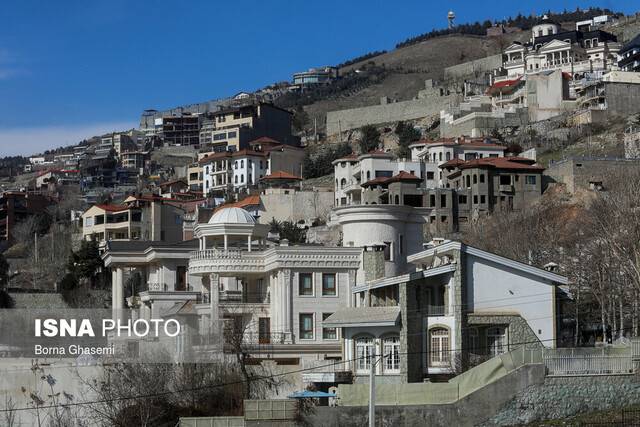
left=301, top=359, right=350, bottom=372
left=189, top=249, right=265, bottom=273
left=147, top=283, right=194, bottom=292
left=426, top=305, right=446, bottom=316
left=499, top=184, right=514, bottom=193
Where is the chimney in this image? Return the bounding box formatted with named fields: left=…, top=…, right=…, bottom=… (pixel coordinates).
left=363, top=245, right=385, bottom=281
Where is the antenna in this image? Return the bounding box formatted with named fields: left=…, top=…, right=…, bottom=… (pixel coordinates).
left=448, top=11, right=456, bottom=29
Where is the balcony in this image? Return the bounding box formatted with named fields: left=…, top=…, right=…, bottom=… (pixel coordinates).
left=499, top=184, right=514, bottom=193
left=189, top=249, right=265, bottom=274
left=426, top=305, right=446, bottom=316
left=301, top=359, right=352, bottom=384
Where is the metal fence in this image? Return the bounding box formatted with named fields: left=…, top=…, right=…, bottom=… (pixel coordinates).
left=543, top=347, right=634, bottom=377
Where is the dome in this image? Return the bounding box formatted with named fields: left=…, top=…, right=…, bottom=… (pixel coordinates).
left=208, top=207, right=256, bottom=225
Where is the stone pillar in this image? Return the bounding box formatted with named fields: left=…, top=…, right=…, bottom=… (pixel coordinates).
left=209, top=273, right=220, bottom=342
left=112, top=267, right=124, bottom=320
left=223, top=235, right=228, bottom=250
left=247, top=235, right=252, bottom=252
left=348, top=270, right=357, bottom=308
left=279, top=269, right=292, bottom=343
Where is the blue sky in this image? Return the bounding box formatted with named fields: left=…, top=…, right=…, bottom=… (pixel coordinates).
left=0, top=0, right=636, bottom=156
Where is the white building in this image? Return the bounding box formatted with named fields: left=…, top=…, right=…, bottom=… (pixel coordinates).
left=325, top=239, right=569, bottom=383
left=333, top=151, right=426, bottom=206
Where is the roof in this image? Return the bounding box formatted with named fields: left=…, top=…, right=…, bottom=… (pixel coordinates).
left=159, top=179, right=187, bottom=188
left=323, top=306, right=401, bottom=327
left=249, top=136, right=280, bottom=145
left=486, top=77, right=524, bottom=95
left=214, top=195, right=261, bottom=212
left=332, top=153, right=358, bottom=163
left=621, top=33, right=640, bottom=53
left=231, top=149, right=267, bottom=158
left=104, top=239, right=199, bottom=253
left=261, top=171, right=302, bottom=181
left=198, top=151, right=232, bottom=164
left=361, top=170, right=422, bottom=187
left=208, top=207, right=256, bottom=225
left=161, top=301, right=197, bottom=317
left=458, top=157, right=544, bottom=172
left=95, top=204, right=129, bottom=212
left=413, top=137, right=505, bottom=149
left=439, top=158, right=466, bottom=169
left=288, top=391, right=336, bottom=399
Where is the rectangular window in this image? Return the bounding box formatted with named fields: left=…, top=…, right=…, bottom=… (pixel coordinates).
left=458, top=195, right=467, bottom=204
left=299, top=313, right=314, bottom=340
left=526, top=175, right=537, bottom=185
left=480, top=195, right=486, bottom=204
left=499, top=175, right=511, bottom=185
left=213, top=133, right=226, bottom=141
left=322, top=313, right=337, bottom=340
left=473, top=195, right=478, bottom=204
left=479, top=174, right=485, bottom=183
left=426, top=171, right=435, bottom=180
left=322, top=273, right=336, bottom=296
left=440, top=194, right=446, bottom=208
left=299, top=273, right=313, bottom=296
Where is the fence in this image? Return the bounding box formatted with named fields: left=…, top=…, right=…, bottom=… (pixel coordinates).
left=543, top=347, right=634, bottom=377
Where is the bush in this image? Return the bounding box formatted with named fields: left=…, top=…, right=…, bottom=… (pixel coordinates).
left=303, top=142, right=353, bottom=179
left=359, top=125, right=380, bottom=154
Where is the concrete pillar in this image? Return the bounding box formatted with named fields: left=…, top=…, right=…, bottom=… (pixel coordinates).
left=210, top=273, right=220, bottom=339
left=247, top=235, right=252, bottom=252
left=112, top=267, right=124, bottom=320
left=223, top=235, right=228, bottom=251
left=348, top=270, right=357, bottom=308
left=279, top=269, right=292, bottom=343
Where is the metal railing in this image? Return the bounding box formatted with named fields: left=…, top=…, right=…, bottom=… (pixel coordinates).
left=302, top=358, right=350, bottom=372
left=426, top=305, right=446, bottom=316
left=543, top=347, right=634, bottom=376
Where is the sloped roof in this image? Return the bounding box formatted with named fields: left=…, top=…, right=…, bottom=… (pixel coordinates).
left=439, top=158, right=466, bottom=169
left=361, top=170, right=422, bottom=187
left=621, top=33, right=640, bottom=53
left=459, top=156, right=544, bottom=171
left=213, top=195, right=261, bottom=212
left=323, top=306, right=401, bottom=327
left=95, top=204, right=129, bottom=212
left=260, top=171, right=302, bottom=181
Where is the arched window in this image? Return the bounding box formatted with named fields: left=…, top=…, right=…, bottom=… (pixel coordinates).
left=355, top=336, right=375, bottom=373
left=446, top=152, right=451, bottom=161
left=438, top=152, right=443, bottom=161
left=383, top=336, right=400, bottom=373
left=340, top=178, right=346, bottom=189
left=240, top=160, right=244, bottom=168
left=429, top=327, right=450, bottom=367
left=487, top=326, right=507, bottom=356
left=473, top=174, right=477, bottom=184
left=366, top=171, right=371, bottom=180
left=234, top=175, right=238, bottom=184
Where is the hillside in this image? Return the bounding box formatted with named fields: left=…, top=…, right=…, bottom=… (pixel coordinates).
left=301, top=32, right=528, bottom=131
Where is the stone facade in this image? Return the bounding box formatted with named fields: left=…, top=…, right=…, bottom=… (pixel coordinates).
left=469, top=314, right=543, bottom=351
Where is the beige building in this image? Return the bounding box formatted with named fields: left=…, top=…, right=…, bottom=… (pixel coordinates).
left=81, top=197, right=184, bottom=244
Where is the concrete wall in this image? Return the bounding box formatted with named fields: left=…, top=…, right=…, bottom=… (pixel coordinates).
left=305, top=364, right=546, bottom=427
left=546, top=158, right=640, bottom=193
left=326, top=94, right=461, bottom=136
left=443, top=54, right=503, bottom=81
left=258, top=190, right=334, bottom=225
left=605, top=82, right=640, bottom=117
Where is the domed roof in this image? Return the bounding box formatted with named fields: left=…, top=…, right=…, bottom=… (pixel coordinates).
left=208, top=207, right=256, bottom=225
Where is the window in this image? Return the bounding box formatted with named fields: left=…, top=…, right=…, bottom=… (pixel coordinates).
left=299, top=314, right=314, bottom=340
left=322, top=313, right=337, bottom=340
left=468, top=328, right=479, bottom=354
left=488, top=327, right=507, bottom=356
left=479, top=174, right=485, bottom=183
left=322, top=273, right=336, bottom=296
left=355, top=336, right=375, bottom=373
left=383, top=336, right=400, bottom=373
left=480, top=195, right=486, bottom=204
left=213, top=133, right=226, bottom=141
left=234, top=161, right=238, bottom=169
left=458, top=195, right=467, bottom=204
left=473, top=174, right=477, bottom=184
left=227, top=131, right=237, bottom=138
left=473, top=195, right=478, bottom=204
left=440, top=194, right=446, bottom=208
left=240, top=160, right=244, bottom=168
left=526, top=175, right=537, bottom=185
left=499, top=175, right=511, bottom=185
left=426, top=171, right=434, bottom=180
left=445, top=152, right=451, bottom=161
left=429, top=194, right=435, bottom=207
left=429, top=328, right=450, bottom=367
left=439, top=152, right=443, bottom=161
left=299, top=273, right=313, bottom=296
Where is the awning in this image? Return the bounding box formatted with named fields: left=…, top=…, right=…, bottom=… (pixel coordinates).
left=288, top=391, right=336, bottom=399
left=323, top=306, right=401, bottom=328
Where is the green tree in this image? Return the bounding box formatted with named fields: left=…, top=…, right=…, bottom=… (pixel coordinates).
left=292, top=106, right=310, bottom=133
left=302, top=142, right=353, bottom=179
left=395, top=121, right=421, bottom=159
left=67, top=240, right=103, bottom=284
left=358, top=125, right=380, bottom=154
left=268, top=219, right=306, bottom=244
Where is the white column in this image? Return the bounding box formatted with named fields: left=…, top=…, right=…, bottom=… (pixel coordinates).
left=210, top=273, right=220, bottom=339
left=247, top=235, right=252, bottom=252
left=280, top=269, right=292, bottom=343
left=112, top=267, right=124, bottom=320
left=223, top=235, right=228, bottom=251
left=348, top=270, right=357, bottom=308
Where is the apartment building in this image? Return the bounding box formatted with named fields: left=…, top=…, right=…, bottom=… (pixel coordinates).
left=101, top=131, right=141, bottom=156
left=619, top=33, right=640, bottom=72
left=199, top=140, right=304, bottom=195
left=324, top=239, right=569, bottom=383
left=200, top=103, right=299, bottom=151
left=145, top=113, right=201, bottom=146
left=333, top=151, right=426, bottom=206
left=81, top=197, right=184, bottom=244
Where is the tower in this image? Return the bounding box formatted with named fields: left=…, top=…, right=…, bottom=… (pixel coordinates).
left=448, top=11, right=455, bottom=29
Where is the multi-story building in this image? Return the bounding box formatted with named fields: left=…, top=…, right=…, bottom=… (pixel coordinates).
left=199, top=140, right=304, bottom=195
left=333, top=151, right=425, bottom=206
left=618, top=33, right=640, bottom=72
left=102, top=207, right=363, bottom=366
left=201, top=103, right=299, bottom=152
left=81, top=196, right=184, bottom=244
left=324, top=239, right=569, bottom=382
left=500, top=15, right=620, bottom=80
left=146, top=113, right=201, bottom=146
left=120, top=150, right=148, bottom=171
left=101, top=131, right=140, bottom=156
left=292, top=66, right=338, bottom=86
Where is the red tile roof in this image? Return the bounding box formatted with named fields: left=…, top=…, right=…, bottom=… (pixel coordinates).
left=214, top=195, right=261, bottom=212
left=361, top=170, right=422, bottom=186
left=159, top=179, right=187, bottom=188
left=95, top=204, right=129, bottom=212
left=249, top=136, right=280, bottom=145
left=198, top=151, right=232, bottom=164
left=439, top=158, right=466, bottom=168
left=333, top=153, right=358, bottom=162
left=231, top=149, right=267, bottom=158
left=260, top=170, right=302, bottom=181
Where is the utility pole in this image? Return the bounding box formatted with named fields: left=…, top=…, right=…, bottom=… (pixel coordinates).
left=368, top=353, right=386, bottom=427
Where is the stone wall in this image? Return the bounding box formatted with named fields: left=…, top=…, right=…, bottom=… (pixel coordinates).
left=605, top=82, right=640, bottom=117
left=469, top=314, right=543, bottom=351
left=546, top=158, right=640, bottom=194
left=443, top=54, right=503, bottom=81
left=483, top=374, right=640, bottom=426
left=259, top=190, right=334, bottom=226
left=326, top=93, right=461, bottom=136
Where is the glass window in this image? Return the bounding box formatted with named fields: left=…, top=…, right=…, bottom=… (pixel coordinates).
left=479, top=174, right=485, bottom=183
left=355, top=336, right=374, bottom=373
left=322, top=313, right=337, bottom=340
left=322, top=273, right=336, bottom=296
left=488, top=326, right=507, bottom=356
left=299, top=313, right=314, bottom=340
left=227, top=131, right=237, bottom=138
left=383, top=336, right=400, bottom=373
left=299, top=273, right=313, bottom=296
left=429, top=328, right=450, bottom=367
left=526, top=175, right=537, bottom=185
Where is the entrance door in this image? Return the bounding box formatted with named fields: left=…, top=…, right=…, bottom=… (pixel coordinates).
left=259, top=318, right=271, bottom=344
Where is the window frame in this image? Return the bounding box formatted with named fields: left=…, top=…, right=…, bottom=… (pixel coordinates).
left=355, top=335, right=375, bottom=373
left=299, top=313, right=315, bottom=340
left=322, top=313, right=338, bottom=340
left=382, top=335, right=400, bottom=373
left=298, top=273, right=314, bottom=297
left=322, top=273, right=337, bottom=296
left=428, top=327, right=450, bottom=367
